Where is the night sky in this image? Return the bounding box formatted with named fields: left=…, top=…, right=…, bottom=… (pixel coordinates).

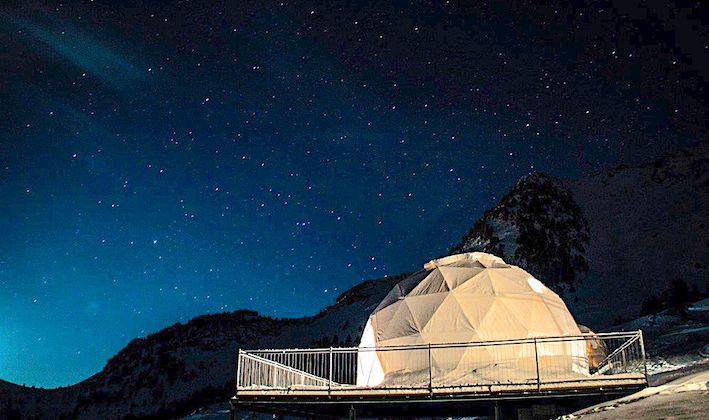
left=0, top=1, right=706, bottom=387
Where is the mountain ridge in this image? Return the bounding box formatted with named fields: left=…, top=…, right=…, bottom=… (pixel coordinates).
left=451, top=144, right=709, bottom=326
left=0, top=275, right=403, bottom=419
left=2, top=145, right=707, bottom=419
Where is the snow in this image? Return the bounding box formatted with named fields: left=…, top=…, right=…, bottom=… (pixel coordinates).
left=688, top=298, right=709, bottom=313
left=488, top=217, right=519, bottom=258
left=562, top=366, right=709, bottom=419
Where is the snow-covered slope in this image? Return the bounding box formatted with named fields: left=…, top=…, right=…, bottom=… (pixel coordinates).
left=2, top=146, right=707, bottom=419
left=451, top=172, right=590, bottom=292
left=609, top=297, right=709, bottom=375
left=0, top=275, right=403, bottom=420
left=452, top=146, right=709, bottom=327
left=565, top=367, right=709, bottom=419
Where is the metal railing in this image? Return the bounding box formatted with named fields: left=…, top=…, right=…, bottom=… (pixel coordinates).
left=236, top=331, right=646, bottom=391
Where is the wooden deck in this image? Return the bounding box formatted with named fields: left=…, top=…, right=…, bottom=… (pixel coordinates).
left=232, top=375, right=647, bottom=419
left=235, top=372, right=647, bottom=399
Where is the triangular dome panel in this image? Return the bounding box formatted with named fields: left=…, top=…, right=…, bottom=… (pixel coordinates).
left=404, top=293, right=448, bottom=332
left=438, top=266, right=485, bottom=289
left=408, top=269, right=450, bottom=296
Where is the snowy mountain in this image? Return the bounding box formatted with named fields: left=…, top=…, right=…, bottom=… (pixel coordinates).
left=2, top=146, right=707, bottom=419
left=0, top=275, right=404, bottom=419
left=452, top=145, right=709, bottom=326
left=450, top=172, right=590, bottom=292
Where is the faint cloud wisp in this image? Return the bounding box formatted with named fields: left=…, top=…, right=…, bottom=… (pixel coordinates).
left=5, top=14, right=145, bottom=88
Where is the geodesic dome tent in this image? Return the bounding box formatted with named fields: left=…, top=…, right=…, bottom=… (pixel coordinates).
left=356, top=252, right=587, bottom=387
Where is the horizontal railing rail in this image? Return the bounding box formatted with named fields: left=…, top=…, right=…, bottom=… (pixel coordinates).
left=236, top=331, right=646, bottom=392
left=243, top=331, right=641, bottom=353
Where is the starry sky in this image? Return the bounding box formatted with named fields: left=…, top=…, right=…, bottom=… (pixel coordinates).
left=0, top=1, right=706, bottom=387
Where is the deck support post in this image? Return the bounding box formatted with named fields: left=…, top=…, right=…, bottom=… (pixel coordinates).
left=228, top=399, right=237, bottom=420
left=232, top=349, right=241, bottom=420
left=349, top=404, right=357, bottom=420
left=494, top=400, right=501, bottom=420
left=639, top=330, right=647, bottom=379
left=533, top=338, right=541, bottom=391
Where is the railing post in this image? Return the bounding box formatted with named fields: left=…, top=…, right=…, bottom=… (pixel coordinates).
left=328, top=347, right=333, bottom=395
left=428, top=343, right=433, bottom=397
left=235, top=349, right=242, bottom=393
left=639, top=330, right=647, bottom=379
left=533, top=338, right=540, bottom=391
left=273, top=351, right=280, bottom=387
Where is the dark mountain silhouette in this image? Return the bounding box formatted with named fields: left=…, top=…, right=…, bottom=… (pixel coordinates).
left=2, top=146, right=707, bottom=419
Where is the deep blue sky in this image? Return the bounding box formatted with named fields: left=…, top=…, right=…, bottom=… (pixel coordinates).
left=0, top=1, right=705, bottom=387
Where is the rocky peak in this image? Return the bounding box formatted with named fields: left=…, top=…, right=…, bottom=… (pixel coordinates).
left=451, top=172, right=590, bottom=292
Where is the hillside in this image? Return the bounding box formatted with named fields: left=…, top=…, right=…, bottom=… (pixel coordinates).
left=566, top=146, right=709, bottom=325
left=0, top=275, right=403, bottom=419
left=2, top=146, right=707, bottom=419
left=453, top=145, right=709, bottom=326
left=450, top=172, right=590, bottom=292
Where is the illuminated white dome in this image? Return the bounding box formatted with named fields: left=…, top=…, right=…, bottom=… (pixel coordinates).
left=357, top=252, right=584, bottom=386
